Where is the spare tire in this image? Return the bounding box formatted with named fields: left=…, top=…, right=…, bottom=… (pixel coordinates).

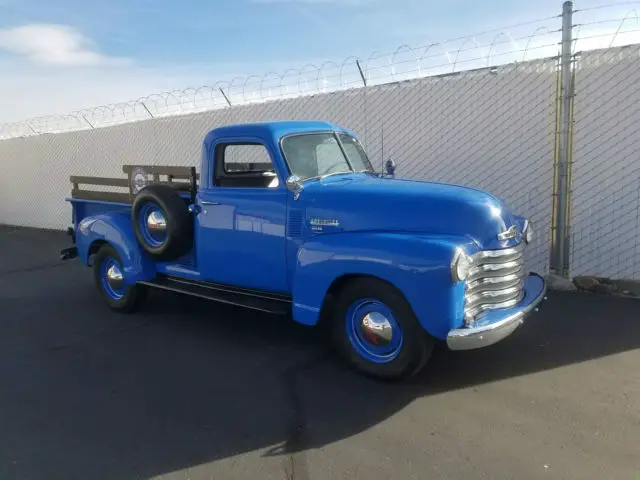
left=132, top=184, right=193, bottom=261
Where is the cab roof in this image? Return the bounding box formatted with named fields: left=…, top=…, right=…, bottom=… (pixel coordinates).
left=203, top=120, right=356, bottom=150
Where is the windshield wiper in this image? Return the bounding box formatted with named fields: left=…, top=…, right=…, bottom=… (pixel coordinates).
left=354, top=169, right=377, bottom=176
left=302, top=171, right=354, bottom=183
left=321, top=171, right=354, bottom=179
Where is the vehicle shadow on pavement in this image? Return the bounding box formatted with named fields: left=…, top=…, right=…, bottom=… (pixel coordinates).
left=1, top=228, right=639, bottom=479
left=139, top=291, right=640, bottom=474
left=258, top=289, right=640, bottom=449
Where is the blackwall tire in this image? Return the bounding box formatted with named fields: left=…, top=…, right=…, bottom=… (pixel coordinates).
left=93, top=244, right=147, bottom=313
left=331, top=277, right=434, bottom=381
left=132, top=184, right=193, bottom=261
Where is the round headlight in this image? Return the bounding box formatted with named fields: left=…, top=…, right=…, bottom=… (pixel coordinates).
left=451, top=248, right=472, bottom=282
left=525, top=221, right=534, bottom=244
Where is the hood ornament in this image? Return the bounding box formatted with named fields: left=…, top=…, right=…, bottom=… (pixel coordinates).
left=497, top=224, right=521, bottom=241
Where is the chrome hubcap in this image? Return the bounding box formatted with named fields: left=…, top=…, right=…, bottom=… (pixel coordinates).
left=359, top=311, right=393, bottom=346
left=147, top=210, right=167, bottom=239
left=106, top=264, right=123, bottom=291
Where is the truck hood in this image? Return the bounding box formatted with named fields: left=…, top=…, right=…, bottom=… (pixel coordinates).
left=298, top=173, right=523, bottom=249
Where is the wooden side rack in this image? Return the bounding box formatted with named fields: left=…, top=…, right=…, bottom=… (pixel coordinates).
left=70, top=165, right=199, bottom=204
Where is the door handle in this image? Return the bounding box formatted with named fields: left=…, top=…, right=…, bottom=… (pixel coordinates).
left=200, top=201, right=220, bottom=206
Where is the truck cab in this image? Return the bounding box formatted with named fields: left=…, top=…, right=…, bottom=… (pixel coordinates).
left=62, top=121, right=547, bottom=380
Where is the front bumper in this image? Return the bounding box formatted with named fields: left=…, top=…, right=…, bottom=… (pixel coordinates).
left=446, top=273, right=547, bottom=351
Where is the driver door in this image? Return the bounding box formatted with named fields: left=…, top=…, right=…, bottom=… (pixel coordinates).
left=196, top=139, right=289, bottom=293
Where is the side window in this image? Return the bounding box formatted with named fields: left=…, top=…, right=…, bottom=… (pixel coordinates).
left=224, top=144, right=273, bottom=174
left=215, top=143, right=279, bottom=188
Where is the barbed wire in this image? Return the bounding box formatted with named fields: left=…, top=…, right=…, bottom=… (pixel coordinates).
left=575, top=1, right=640, bottom=12
left=1, top=4, right=639, bottom=140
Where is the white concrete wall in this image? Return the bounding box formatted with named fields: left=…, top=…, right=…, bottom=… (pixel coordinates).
left=0, top=57, right=559, bottom=274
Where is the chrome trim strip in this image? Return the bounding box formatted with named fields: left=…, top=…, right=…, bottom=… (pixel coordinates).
left=472, top=252, right=523, bottom=265
left=497, top=225, right=521, bottom=241
left=447, top=274, right=547, bottom=351
left=450, top=247, right=468, bottom=282
left=466, top=285, right=522, bottom=300
left=467, top=262, right=523, bottom=281
left=466, top=273, right=524, bottom=293
left=471, top=242, right=524, bottom=259
left=470, top=260, right=522, bottom=272
left=464, top=285, right=523, bottom=308
left=466, top=286, right=525, bottom=304
left=466, top=286, right=523, bottom=301
left=464, top=291, right=525, bottom=318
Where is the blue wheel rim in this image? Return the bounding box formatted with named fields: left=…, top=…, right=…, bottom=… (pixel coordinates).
left=345, top=298, right=403, bottom=364
left=100, top=257, right=125, bottom=300
left=138, top=202, right=167, bottom=248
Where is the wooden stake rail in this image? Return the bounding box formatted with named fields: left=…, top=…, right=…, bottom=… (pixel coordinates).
left=70, top=165, right=199, bottom=203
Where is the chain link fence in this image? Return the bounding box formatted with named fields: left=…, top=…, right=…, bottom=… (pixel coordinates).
left=1, top=1, right=640, bottom=280
left=0, top=57, right=558, bottom=274
left=570, top=44, right=640, bottom=280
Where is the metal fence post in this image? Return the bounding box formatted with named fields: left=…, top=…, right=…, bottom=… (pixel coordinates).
left=552, top=0, right=574, bottom=277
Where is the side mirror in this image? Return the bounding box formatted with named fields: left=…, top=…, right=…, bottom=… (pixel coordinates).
left=384, top=158, right=397, bottom=177
left=286, top=175, right=304, bottom=200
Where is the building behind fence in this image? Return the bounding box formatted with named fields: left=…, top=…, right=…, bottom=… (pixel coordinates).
left=0, top=1, right=639, bottom=280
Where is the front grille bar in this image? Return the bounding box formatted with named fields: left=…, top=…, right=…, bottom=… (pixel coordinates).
left=463, top=242, right=526, bottom=324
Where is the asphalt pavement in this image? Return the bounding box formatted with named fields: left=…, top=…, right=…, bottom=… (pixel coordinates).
left=0, top=225, right=638, bottom=480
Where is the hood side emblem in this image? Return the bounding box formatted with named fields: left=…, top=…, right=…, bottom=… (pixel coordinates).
left=497, top=225, right=521, bottom=241
left=309, top=218, right=340, bottom=232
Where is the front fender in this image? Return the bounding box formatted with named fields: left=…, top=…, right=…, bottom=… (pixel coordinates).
left=291, top=232, right=476, bottom=340
left=76, top=212, right=155, bottom=285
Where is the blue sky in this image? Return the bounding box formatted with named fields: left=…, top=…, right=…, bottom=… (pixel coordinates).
left=0, top=0, right=636, bottom=122
left=1, top=0, right=561, bottom=64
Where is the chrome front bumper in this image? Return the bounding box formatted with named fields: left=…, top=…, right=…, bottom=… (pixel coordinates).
left=447, top=273, right=547, bottom=351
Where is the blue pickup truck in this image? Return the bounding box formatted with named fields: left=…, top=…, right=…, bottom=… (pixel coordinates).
left=61, top=121, right=546, bottom=380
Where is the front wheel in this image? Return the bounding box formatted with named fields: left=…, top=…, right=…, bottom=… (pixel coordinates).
left=93, top=244, right=147, bottom=313
left=331, top=277, right=434, bottom=381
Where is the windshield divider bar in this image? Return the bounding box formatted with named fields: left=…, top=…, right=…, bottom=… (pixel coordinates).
left=333, top=132, right=355, bottom=172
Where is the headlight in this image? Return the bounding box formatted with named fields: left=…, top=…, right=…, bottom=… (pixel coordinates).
left=451, top=248, right=472, bottom=282
left=524, top=220, right=534, bottom=244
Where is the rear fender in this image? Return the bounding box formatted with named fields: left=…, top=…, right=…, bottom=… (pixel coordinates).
left=291, top=232, right=476, bottom=340
left=76, top=211, right=155, bottom=285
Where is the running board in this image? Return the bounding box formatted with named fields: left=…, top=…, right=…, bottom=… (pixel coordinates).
left=139, top=274, right=292, bottom=315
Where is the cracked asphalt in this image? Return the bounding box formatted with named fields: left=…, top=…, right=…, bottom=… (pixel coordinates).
left=0, top=225, right=639, bottom=480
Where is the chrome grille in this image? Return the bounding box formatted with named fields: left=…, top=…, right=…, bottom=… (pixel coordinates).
left=464, top=242, right=526, bottom=323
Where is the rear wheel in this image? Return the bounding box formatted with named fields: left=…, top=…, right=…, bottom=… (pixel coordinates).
left=93, top=244, right=147, bottom=312
left=331, top=277, right=434, bottom=381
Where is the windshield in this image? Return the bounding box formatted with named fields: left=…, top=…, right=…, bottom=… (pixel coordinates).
left=281, top=132, right=373, bottom=181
